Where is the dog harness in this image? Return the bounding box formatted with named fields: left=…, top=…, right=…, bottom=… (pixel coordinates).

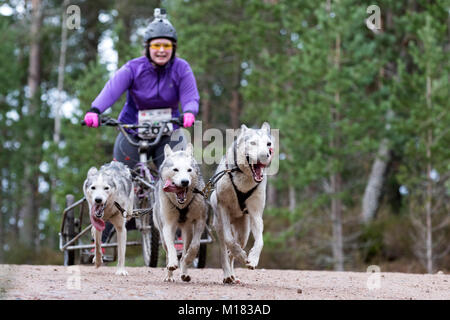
left=176, top=206, right=190, bottom=224
left=225, top=142, right=261, bottom=215
left=227, top=171, right=259, bottom=214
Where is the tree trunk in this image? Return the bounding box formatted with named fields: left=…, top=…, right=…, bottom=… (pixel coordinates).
left=22, top=0, right=43, bottom=249
left=229, top=89, right=241, bottom=129
left=425, top=74, right=433, bottom=274
left=288, top=185, right=296, bottom=212
left=266, top=177, right=277, bottom=208
left=81, top=2, right=103, bottom=65
left=0, top=126, right=4, bottom=262
left=0, top=181, right=3, bottom=263
left=361, top=138, right=390, bottom=223
left=330, top=33, right=344, bottom=271
left=361, top=64, right=392, bottom=223
left=330, top=172, right=344, bottom=271
left=51, top=0, right=69, bottom=222
left=28, top=0, right=42, bottom=99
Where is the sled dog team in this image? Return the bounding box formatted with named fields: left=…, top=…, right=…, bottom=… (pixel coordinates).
left=83, top=122, right=274, bottom=284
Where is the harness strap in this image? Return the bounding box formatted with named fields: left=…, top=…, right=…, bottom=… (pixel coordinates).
left=197, top=163, right=241, bottom=200
left=176, top=206, right=190, bottom=224
left=192, top=187, right=206, bottom=198
left=227, top=171, right=259, bottom=214
left=113, top=202, right=126, bottom=218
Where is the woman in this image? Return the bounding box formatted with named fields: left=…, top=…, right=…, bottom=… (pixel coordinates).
left=83, top=9, right=198, bottom=244
left=84, top=9, right=199, bottom=170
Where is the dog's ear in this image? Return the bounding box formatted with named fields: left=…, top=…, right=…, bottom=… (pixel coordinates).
left=185, top=143, right=194, bottom=156
left=87, top=167, right=98, bottom=177
left=238, top=124, right=249, bottom=139
left=261, top=122, right=271, bottom=134
left=164, top=144, right=173, bottom=158
left=240, top=124, right=249, bottom=133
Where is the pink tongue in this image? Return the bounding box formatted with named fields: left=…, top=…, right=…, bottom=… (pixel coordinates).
left=90, top=211, right=105, bottom=232
left=163, top=179, right=182, bottom=193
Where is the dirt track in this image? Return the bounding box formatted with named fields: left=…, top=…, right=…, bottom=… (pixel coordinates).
left=0, top=264, right=449, bottom=300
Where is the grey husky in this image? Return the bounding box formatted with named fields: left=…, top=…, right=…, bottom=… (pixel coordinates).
left=83, top=161, right=134, bottom=276
left=211, top=122, right=274, bottom=284
left=153, top=143, right=208, bottom=282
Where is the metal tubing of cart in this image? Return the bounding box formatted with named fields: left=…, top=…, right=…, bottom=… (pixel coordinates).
left=65, top=241, right=142, bottom=251
left=60, top=224, right=92, bottom=251
left=60, top=197, right=86, bottom=234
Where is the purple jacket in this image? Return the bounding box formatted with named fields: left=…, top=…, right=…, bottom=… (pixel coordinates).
left=91, top=56, right=200, bottom=125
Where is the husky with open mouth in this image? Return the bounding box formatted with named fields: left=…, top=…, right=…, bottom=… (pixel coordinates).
left=83, top=161, right=134, bottom=276
left=211, top=122, right=274, bottom=284
left=153, top=143, right=208, bottom=282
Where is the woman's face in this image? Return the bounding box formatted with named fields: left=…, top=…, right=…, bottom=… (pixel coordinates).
left=149, top=38, right=174, bottom=66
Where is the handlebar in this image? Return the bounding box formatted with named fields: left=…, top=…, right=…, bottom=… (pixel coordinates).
left=82, top=115, right=184, bottom=148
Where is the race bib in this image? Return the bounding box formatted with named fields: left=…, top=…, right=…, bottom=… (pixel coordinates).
left=138, top=108, right=173, bottom=139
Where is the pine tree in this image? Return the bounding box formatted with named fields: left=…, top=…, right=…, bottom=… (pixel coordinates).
left=395, top=10, right=450, bottom=273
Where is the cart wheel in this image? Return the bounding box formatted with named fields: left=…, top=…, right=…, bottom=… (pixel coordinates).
left=141, top=212, right=159, bottom=267
left=63, top=194, right=76, bottom=266
left=193, top=229, right=207, bottom=268
left=138, top=195, right=159, bottom=267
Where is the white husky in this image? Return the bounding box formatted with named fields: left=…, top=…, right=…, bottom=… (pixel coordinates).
left=211, top=123, right=274, bottom=284
left=83, top=161, right=134, bottom=276
left=153, top=143, right=208, bottom=282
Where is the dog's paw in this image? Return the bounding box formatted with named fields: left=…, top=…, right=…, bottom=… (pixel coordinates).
left=181, top=274, right=191, bottom=282
left=223, top=277, right=234, bottom=284
left=164, top=275, right=175, bottom=282
left=167, top=264, right=178, bottom=271
left=115, top=269, right=128, bottom=276
left=246, top=254, right=259, bottom=270
left=246, top=263, right=256, bottom=270
left=223, top=277, right=241, bottom=284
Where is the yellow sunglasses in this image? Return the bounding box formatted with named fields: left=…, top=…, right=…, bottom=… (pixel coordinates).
left=149, top=43, right=173, bottom=50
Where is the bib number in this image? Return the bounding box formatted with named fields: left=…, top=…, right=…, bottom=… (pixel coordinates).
left=138, top=108, right=173, bottom=139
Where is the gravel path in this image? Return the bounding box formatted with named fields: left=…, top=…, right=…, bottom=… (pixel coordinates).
left=1, top=265, right=449, bottom=300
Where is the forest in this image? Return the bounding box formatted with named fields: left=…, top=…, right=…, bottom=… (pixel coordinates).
left=0, top=0, right=449, bottom=274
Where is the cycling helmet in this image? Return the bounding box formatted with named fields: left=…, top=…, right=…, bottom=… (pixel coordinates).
left=144, top=8, right=177, bottom=63
left=144, top=8, right=177, bottom=43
